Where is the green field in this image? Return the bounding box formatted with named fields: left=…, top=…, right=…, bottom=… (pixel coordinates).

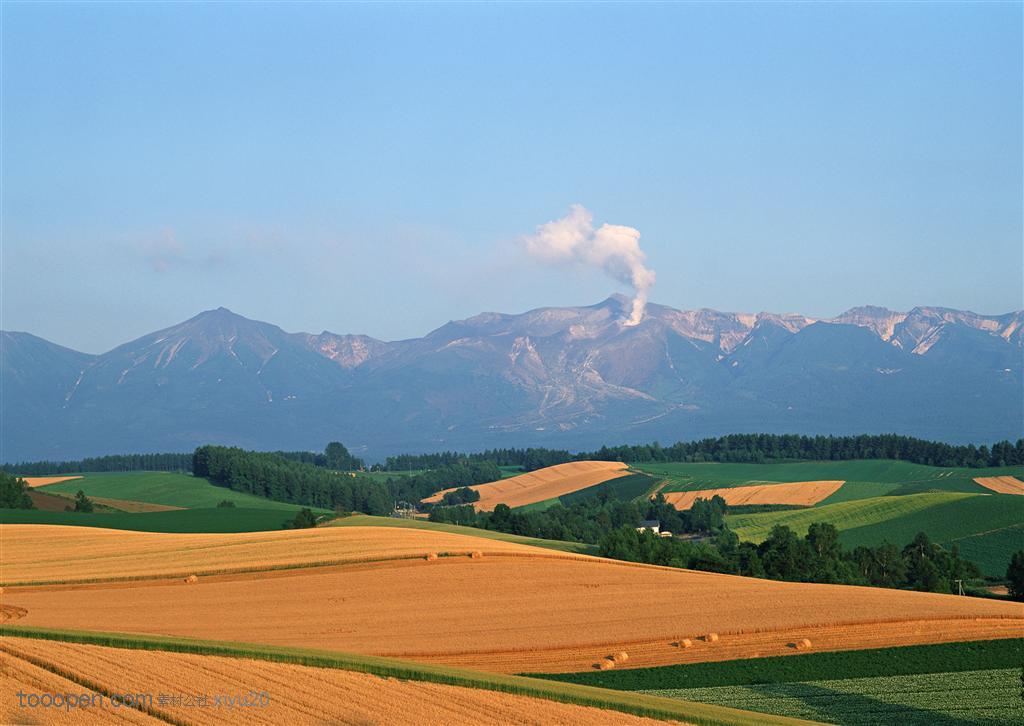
left=0, top=507, right=313, bottom=533
left=726, top=492, right=975, bottom=543
left=636, top=461, right=1020, bottom=504
left=38, top=471, right=309, bottom=511
left=0, top=626, right=801, bottom=726
left=327, top=514, right=597, bottom=554
left=644, top=669, right=1021, bottom=725
left=532, top=639, right=1024, bottom=690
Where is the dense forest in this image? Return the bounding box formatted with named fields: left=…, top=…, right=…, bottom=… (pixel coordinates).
left=0, top=472, right=35, bottom=509
left=192, top=446, right=391, bottom=514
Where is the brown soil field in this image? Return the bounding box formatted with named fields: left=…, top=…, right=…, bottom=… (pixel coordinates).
left=973, top=476, right=1024, bottom=495
left=90, top=497, right=184, bottom=513
left=5, top=549, right=1021, bottom=674
left=662, top=481, right=845, bottom=509
left=27, top=490, right=76, bottom=512
left=423, top=461, right=631, bottom=510
left=0, top=638, right=678, bottom=725
left=1, top=524, right=582, bottom=585
left=22, top=475, right=83, bottom=488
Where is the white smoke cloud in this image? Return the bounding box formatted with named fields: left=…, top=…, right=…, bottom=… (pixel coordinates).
left=523, top=204, right=656, bottom=325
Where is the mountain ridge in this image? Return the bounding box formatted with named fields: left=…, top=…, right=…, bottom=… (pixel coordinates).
left=2, top=297, right=1020, bottom=461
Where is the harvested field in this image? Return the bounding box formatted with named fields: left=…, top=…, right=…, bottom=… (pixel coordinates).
left=0, top=637, right=680, bottom=726
left=423, top=460, right=631, bottom=510
left=0, top=524, right=579, bottom=585
left=974, top=476, right=1024, bottom=495
left=1, top=645, right=158, bottom=725
left=662, top=482, right=844, bottom=510
left=5, top=550, right=1021, bottom=674
left=22, top=475, right=83, bottom=488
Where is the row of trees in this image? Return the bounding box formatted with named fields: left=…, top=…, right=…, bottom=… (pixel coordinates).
left=577, top=434, right=1024, bottom=468
left=2, top=452, right=194, bottom=476
left=380, top=447, right=572, bottom=473
left=192, top=446, right=392, bottom=514
left=382, top=434, right=1024, bottom=473
left=8, top=434, right=1021, bottom=476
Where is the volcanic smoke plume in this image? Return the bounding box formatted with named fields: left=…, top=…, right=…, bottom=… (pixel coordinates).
left=522, top=204, right=656, bottom=325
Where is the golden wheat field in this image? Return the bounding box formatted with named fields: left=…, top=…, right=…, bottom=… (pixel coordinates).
left=423, top=461, right=631, bottom=510
left=1, top=524, right=577, bottom=585
left=661, top=481, right=845, bottom=509
left=21, top=476, right=83, bottom=488
left=0, top=638, right=677, bottom=726
left=4, top=526, right=1021, bottom=674
left=973, top=476, right=1024, bottom=495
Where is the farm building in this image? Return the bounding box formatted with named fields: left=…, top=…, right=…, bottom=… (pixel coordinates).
left=636, top=520, right=660, bottom=534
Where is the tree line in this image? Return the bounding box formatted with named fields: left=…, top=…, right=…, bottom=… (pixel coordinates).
left=7, top=433, right=1020, bottom=475
left=2, top=452, right=194, bottom=475
left=389, top=434, right=1024, bottom=472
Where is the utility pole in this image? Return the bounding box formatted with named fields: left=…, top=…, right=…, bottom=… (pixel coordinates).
left=954, top=579, right=965, bottom=596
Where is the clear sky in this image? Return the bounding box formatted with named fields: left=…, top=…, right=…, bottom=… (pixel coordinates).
left=2, top=1, right=1021, bottom=353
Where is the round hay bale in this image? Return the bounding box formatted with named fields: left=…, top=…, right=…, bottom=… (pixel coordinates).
left=425, top=552, right=438, bottom=561
left=796, top=638, right=812, bottom=651
left=677, top=638, right=692, bottom=649
left=613, top=651, right=629, bottom=663
left=470, top=551, right=483, bottom=559
left=184, top=574, right=199, bottom=584
left=598, top=659, right=615, bottom=670
left=705, top=632, right=719, bottom=643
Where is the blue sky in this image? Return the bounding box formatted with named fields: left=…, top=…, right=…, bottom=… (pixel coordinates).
left=2, top=1, right=1021, bottom=353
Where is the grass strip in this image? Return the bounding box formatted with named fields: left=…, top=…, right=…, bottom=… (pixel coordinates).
left=0, top=625, right=817, bottom=726
left=529, top=638, right=1024, bottom=691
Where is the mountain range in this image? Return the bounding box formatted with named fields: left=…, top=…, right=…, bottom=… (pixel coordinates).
left=2, top=295, right=1021, bottom=462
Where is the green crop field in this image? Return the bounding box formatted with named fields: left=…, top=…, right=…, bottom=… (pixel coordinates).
left=0, top=626, right=799, bottom=726
left=38, top=471, right=310, bottom=511
left=635, top=461, right=1020, bottom=505
left=726, top=492, right=975, bottom=543
left=952, top=524, right=1024, bottom=577
left=643, top=668, right=1021, bottom=725
left=327, top=514, right=597, bottom=554
left=0, top=507, right=312, bottom=533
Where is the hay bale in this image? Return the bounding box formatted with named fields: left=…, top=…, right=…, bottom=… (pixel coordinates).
left=705, top=632, right=719, bottom=643
left=612, top=651, right=629, bottom=663
left=184, top=574, right=199, bottom=584
left=470, top=551, right=483, bottom=559
left=425, top=552, right=438, bottom=561
left=677, top=638, right=692, bottom=649
left=796, top=638, right=812, bottom=651
left=598, top=659, right=615, bottom=670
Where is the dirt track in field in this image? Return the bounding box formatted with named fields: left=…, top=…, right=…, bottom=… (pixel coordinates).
left=0, top=638, right=679, bottom=725
left=662, top=481, right=845, bottom=509
left=423, top=461, right=631, bottom=510
left=22, top=476, right=83, bottom=488
left=974, top=476, right=1024, bottom=495
left=5, top=541, right=1021, bottom=674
